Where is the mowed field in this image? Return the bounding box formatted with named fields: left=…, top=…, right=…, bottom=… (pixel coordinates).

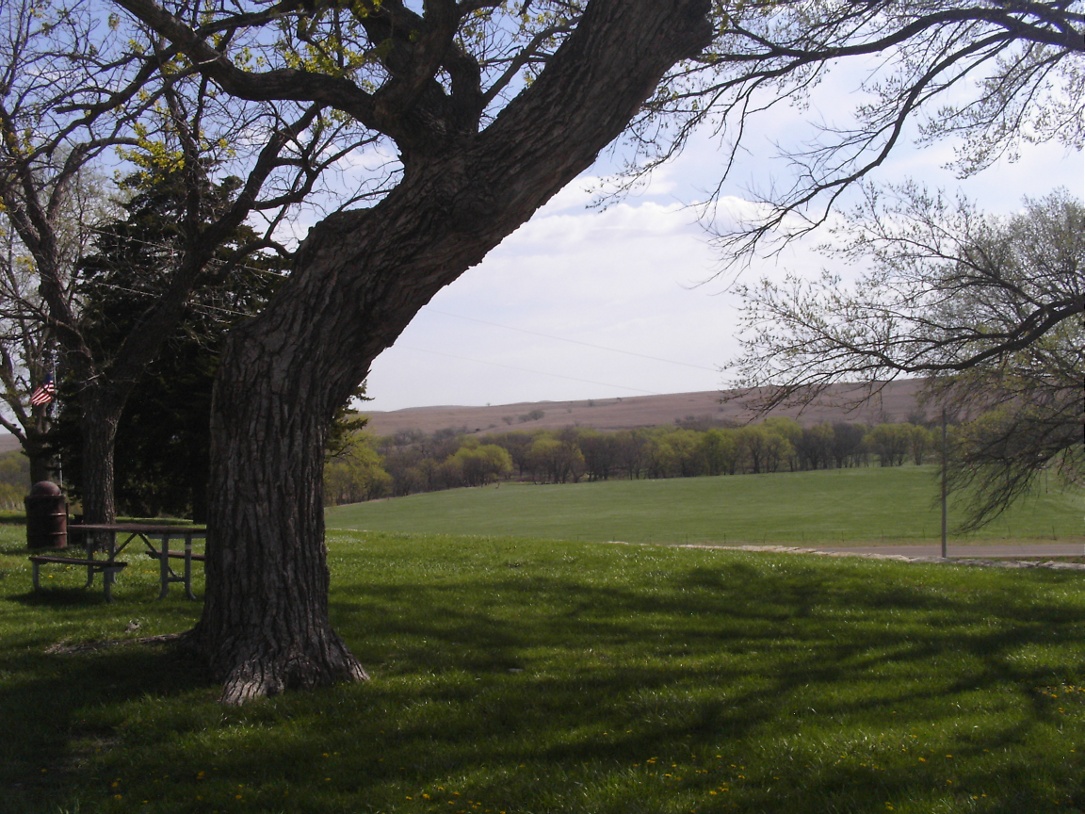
left=327, top=465, right=1085, bottom=547
left=3, top=464, right=1085, bottom=812
left=5, top=522, right=1085, bottom=812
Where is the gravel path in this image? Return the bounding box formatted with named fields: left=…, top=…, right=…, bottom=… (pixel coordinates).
left=673, top=542, right=1085, bottom=570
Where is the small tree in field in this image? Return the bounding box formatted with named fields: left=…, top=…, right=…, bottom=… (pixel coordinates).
left=324, top=432, right=391, bottom=506
left=865, top=424, right=912, bottom=467
left=446, top=443, right=513, bottom=488
left=730, top=188, right=1083, bottom=526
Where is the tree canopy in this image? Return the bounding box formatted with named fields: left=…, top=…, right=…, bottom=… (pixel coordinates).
left=0, top=0, right=362, bottom=519
left=627, top=0, right=1084, bottom=253
left=0, top=164, right=112, bottom=483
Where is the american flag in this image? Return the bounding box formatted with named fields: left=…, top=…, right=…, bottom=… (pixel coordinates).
left=30, top=375, right=56, bottom=407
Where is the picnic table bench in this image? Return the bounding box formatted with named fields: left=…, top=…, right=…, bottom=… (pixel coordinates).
left=29, top=523, right=207, bottom=601
left=28, top=554, right=129, bottom=601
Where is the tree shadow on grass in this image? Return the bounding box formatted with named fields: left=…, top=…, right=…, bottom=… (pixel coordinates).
left=319, top=555, right=1085, bottom=812
left=3, top=545, right=1083, bottom=813
left=0, top=586, right=209, bottom=812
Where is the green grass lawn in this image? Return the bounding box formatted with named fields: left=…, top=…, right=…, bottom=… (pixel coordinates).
left=327, top=466, right=1085, bottom=546
left=2, top=519, right=1084, bottom=813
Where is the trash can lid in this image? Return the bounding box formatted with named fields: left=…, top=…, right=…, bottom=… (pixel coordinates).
left=28, top=481, right=62, bottom=497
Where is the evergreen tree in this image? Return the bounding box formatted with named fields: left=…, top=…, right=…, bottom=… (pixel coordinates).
left=52, top=166, right=282, bottom=519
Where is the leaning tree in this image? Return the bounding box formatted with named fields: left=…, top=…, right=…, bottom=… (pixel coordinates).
left=106, top=0, right=1084, bottom=703
left=110, top=0, right=715, bottom=703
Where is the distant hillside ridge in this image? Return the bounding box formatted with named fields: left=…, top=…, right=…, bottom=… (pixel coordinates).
left=362, top=379, right=929, bottom=437
left=0, top=380, right=930, bottom=453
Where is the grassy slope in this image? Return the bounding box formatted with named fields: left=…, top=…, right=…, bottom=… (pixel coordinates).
left=2, top=526, right=1084, bottom=813
left=327, top=465, right=1085, bottom=545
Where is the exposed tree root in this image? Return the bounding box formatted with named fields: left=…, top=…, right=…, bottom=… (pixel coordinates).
left=201, top=626, right=370, bottom=706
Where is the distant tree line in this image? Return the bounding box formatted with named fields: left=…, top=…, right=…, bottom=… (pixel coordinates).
left=0, top=452, right=30, bottom=511
left=321, top=416, right=945, bottom=506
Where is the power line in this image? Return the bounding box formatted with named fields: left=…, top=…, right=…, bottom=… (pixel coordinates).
left=427, top=308, right=719, bottom=372
left=396, top=345, right=664, bottom=396
left=76, top=280, right=252, bottom=320
left=71, top=231, right=717, bottom=375
left=81, top=224, right=288, bottom=281
left=41, top=229, right=718, bottom=396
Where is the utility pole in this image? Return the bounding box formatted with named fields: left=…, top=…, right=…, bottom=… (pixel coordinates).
left=941, top=407, right=948, bottom=559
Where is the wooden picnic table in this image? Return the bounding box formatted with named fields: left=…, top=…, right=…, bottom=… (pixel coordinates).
left=38, top=523, right=208, bottom=601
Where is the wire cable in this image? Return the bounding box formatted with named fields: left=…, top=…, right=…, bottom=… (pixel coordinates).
left=426, top=308, right=718, bottom=372
left=395, top=345, right=665, bottom=396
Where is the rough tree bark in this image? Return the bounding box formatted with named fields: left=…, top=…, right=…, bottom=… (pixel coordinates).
left=76, top=392, right=126, bottom=523
left=193, top=0, right=713, bottom=704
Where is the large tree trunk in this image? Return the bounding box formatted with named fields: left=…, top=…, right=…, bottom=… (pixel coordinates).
left=194, top=0, right=712, bottom=704
left=79, top=393, right=121, bottom=524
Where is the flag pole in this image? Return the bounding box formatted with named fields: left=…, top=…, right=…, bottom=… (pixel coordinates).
left=52, top=359, right=62, bottom=488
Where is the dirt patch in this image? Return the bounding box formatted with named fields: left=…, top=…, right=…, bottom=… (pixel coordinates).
left=671, top=543, right=1085, bottom=570
left=44, top=631, right=184, bottom=655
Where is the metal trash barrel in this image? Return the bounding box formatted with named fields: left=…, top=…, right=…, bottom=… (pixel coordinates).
left=24, top=481, right=68, bottom=549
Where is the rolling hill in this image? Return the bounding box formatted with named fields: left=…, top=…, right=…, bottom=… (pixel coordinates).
left=0, top=379, right=929, bottom=453
left=361, top=379, right=928, bottom=436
